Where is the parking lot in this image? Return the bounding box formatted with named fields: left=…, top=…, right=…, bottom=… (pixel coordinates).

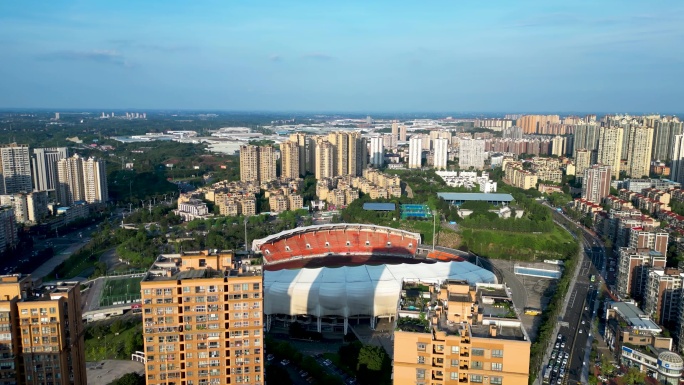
left=267, top=353, right=357, bottom=385
left=544, top=333, right=570, bottom=384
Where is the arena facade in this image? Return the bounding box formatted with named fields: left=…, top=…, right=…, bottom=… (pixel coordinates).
left=251, top=223, right=497, bottom=333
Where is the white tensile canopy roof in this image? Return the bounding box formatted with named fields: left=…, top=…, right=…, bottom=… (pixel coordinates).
left=263, top=261, right=497, bottom=318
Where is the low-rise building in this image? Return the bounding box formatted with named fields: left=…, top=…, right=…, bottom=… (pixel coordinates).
left=605, top=301, right=683, bottom=384
left=174, top=198, right=212, bottom=221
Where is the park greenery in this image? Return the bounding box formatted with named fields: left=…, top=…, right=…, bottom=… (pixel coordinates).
left=107, top=373, right=145, bottom=385
left=84, top=317, right=143, bottom=361
left=337, top=342, right=392, bottom=385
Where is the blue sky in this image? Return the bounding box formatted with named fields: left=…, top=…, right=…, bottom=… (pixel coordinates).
left=1, top=1, right=683, bottom=113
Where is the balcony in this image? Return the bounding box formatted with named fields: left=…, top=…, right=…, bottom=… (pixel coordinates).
left=459, top=365, right=468, bottom=370
left=432, top=371, right=443, bottom=380
left=432, top=358, right=444, bottom=368
left=460, top=352, right=469, bottom=357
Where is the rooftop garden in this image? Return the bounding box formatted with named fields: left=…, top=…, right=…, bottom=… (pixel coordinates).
left=396, top=315, right=430, bottom=333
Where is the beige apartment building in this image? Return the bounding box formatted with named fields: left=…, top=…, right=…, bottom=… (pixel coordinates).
left=240, top=145, right=276, bottom=184
left=280, top=141, right=300, bottom=180
left=0, top=274, right=87, bottom=385
left=141, top=250, right=263, bottom=385
left=393, top=280, right=530, bottom=385
left=626, top=126, right=654, bottom=178
left=597, top=126, right=623, bottom=179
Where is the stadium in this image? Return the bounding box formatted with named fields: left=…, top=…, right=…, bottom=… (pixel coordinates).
left=252, top=223, right=497, bottom=334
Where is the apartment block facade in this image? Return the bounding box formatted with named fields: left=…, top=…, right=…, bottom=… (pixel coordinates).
left=141, top=251, right=264, bottom=385
left=617, top=248, right=666, bottom=300
left=0, top=274, right=86, bottom=385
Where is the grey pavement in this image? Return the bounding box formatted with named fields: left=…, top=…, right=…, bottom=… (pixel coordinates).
left=86, top=360, right=144, bottom=384
left=31, top=237, right=92, bottom=280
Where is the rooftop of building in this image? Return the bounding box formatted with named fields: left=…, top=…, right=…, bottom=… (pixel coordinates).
left=607, top=301, right=661, bottom=332
left=436, top=192, right=514, bottom=202
left=143, top=251, right=261, bottom=282
left=396, top=280, right=528, bottom=342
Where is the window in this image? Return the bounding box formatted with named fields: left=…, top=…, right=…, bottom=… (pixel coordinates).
left=471, top=348, right=484, bottom=356
left=490, top=376, right=503, bottom=385
left=416, top=369, right=425, bottom=379
left=492, top=362, right=503, bottom=371
left=450, top=372, right=458, bottom=380
left=451, top=359, right=458, bottom=367
left=417, top=356, right=425, bottom=364
left=472, top=361, right=483, bottom=370
left=451, top=346, right=460, bottom=354
left=492, top=349, right=503, bottom=358
left=470, top=374, right=483, bottom=383
left=417, top=343, right=426, bottom=351
left=253, top=283, right=260, bottom=290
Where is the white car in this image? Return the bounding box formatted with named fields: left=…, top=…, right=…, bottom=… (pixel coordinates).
left=582, top=320, right=585, bottom=325
left=579, top=329, right=583, bottom=334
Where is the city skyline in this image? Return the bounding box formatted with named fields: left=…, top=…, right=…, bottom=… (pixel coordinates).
left=2, top=1, right=684, bottom=112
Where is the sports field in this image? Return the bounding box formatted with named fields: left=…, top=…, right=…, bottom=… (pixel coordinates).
left=99, top=277, right=142, bottom=307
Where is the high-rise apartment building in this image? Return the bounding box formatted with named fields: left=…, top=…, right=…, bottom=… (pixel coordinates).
left=392, top=122, right=399, bottom=141
left=240, top=145, right=259, bottom=183
left=280, top=141, right=300, bottom=179
left=258, top=146, right=276, bottom=184
left=56, top=155, right=85, bottom=206
left=433, top=138, right=448, bottom=170
left=393, top=280, right=530, bottom=385
left=581, top=164, right=611, bottom=204
left=83, top=157, right=108, bottom=203
left=27, top=190, right=49, bottom=223
left=653, top=117, right=683, bottom=162
left=617, top=248, right=666, bottom=300
left=628, top=228, right=668, bottom=256
left=399, top=125, right=407, bottom=142
left=516, top=115, right=560, bottom=134
left=239, top=145, right=277, bottom=184
left=0, top=194, right=29, bottom=223
left=31, top=147, right=69, bottom=192
left=573, top=123, right=600, bottom=157
left=458, top=139, right=486, bottom=170
left=626, top=126, right=654, bottom=178
left=502, top=126, right=523, bottom=140
left=408, top=137, right=422, bottom=169
left=597, top=127, right=623, bottom=179
left=643, top=268, right=684, bottom=326
left=289, top=133, right=312, bottom=176
left=315, top=139, right=334, bottom=179
left=370, top=136, right=384, bottom=167
left=0, top=206, right=18, bottom=254
left=328, top=132, right=366, bottom=177
left=551, top=136, right=566, bottom=157
left=0, top=275, right=87, bottom=385
left=141, top=250, right=263, bottom=385
left=671, top=135, right=684, bottom=184
left=574, top=149, right=593, bottom=181
left=0, top=144, right=32, bottom=195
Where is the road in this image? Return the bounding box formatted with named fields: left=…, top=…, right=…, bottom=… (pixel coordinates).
left=544, top=208, right=605, bottom=385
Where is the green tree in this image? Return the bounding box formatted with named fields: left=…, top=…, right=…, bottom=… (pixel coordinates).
left=107, top=373, right=145, bottom=385
left=357, top=345, right=385, bottom=371
left=623, top=367, right=645, bottom=385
